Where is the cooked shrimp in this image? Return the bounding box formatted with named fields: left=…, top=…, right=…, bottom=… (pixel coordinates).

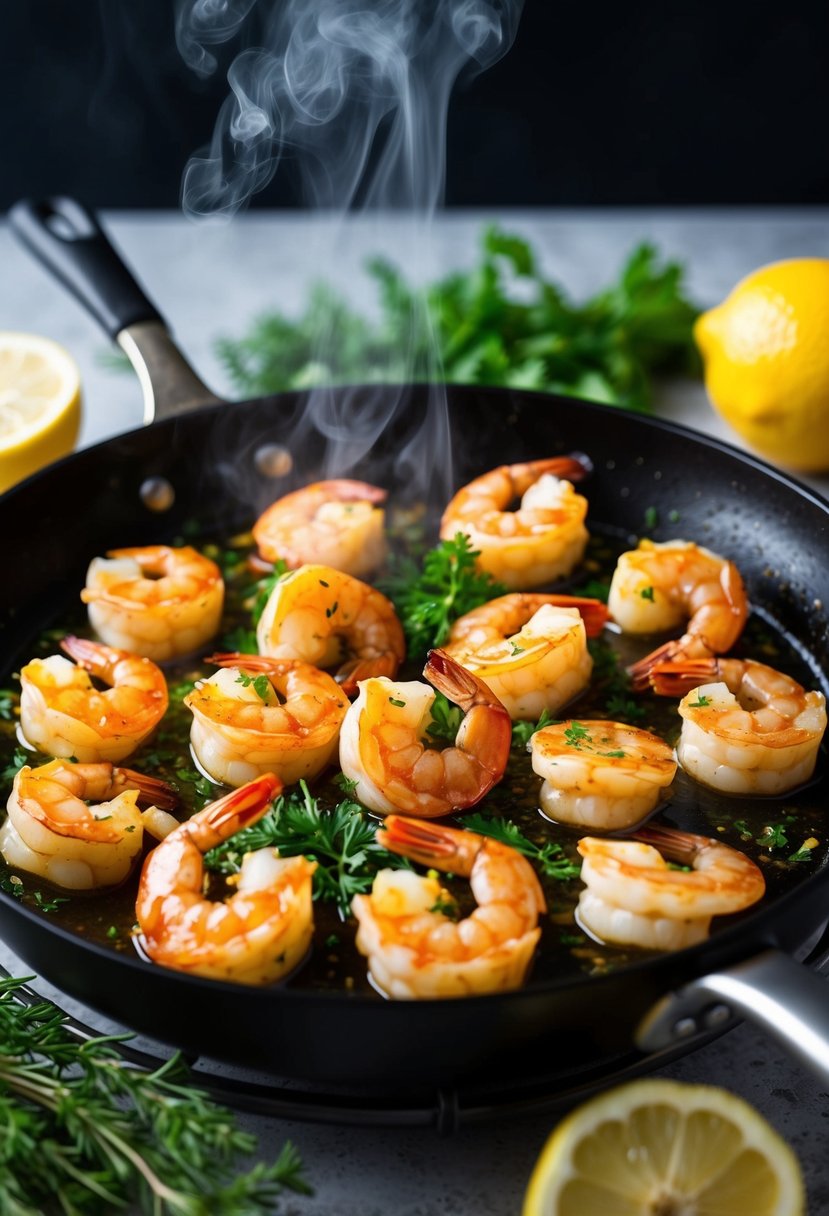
left=339, top=649, right=511, bottom=818
left=649, top=657, right=827, bottom=796
left=1, top=759, right=178, bottom=891
left=82, top=545, right=224, bottom=663
left=253, top=479, right=387, bottom=577
left=185, top=654, right=348, bottom=787
left=530, top=720, right=676, bottom=830
left=352, top=815, right=546, bottom=998
left=607, top=540, right=748, bottom=691
left=19, top=636, right=168, bottom=763
left=446, top=595, right=606, bottom=720
left=439, top=457, right=589, bottom=590
left=256, top=563, right=405, bottom=696
left=135, top=773, right=316, bottom=985
left=577, top=825, right=765, bottom=952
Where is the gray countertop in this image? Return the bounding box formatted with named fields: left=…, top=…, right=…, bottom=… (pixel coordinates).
left=1, top=209, right=829, bottom=1213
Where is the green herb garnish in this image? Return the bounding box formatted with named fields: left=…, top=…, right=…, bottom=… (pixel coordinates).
left=689, top=693, right=712, bottom=708
left=511, top=708, right=557, bottom=749
left=639, top=585, right=655, bottom=602
left=0, top=975, right=310, bottom=1213
left=426, top=691, right=463, bottom=742
left=464, top=813, right=581, bottom=882
left=379, top=533, right=507, bottom=657
left=235, top=672, right=272, bottom=702
left=204, top=780, right=410, bottom=917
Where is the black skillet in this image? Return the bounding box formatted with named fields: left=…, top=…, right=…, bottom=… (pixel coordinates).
left=2, top=197, right=829, bottom=1091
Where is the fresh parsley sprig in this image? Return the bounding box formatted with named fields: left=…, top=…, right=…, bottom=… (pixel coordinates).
left=379, top=533, right=506, bottom=658
left=204, top=780, right=410, bottom=917
left=463, top=812, right=581, bottom=882
left=0, top=975, right=310, bottom=1214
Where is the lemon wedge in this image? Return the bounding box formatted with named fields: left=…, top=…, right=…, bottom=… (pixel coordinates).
left=0, top=332, right=82, bottom=494
left=522, top=1078, right=804, bottom=1216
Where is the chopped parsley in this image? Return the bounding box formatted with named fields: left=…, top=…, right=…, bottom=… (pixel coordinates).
left=463, top=813, right=581, bottom=882
left=235, top=671, right=272, bottom=702
left=639, top=585, right=655, bottom=602
left=511, top=708, right=557, bottom=749
left=426, top=692, right=463, bottom=742
left=689, top=693, right=712, bottom=708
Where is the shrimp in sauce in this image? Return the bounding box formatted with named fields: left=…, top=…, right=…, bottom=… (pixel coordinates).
left=352, top=815, right=546, bottom=998
left=256, top=563, right=405, bottom=696
left=136, top=773, right=316, bottom=984
left=577, top=825, right=765, bottom=952
left=1, top=759, right=177, bottom=891
left=649, top=657, right=827, bottom=796
left=531, top=719, right=677, bottom=830
left=339, top=649, right=511, bottom=818
left=19, top=635, right=168, bottom=763
left=253, top=478, right=387, bottom=578
left=607, top=540, right=748, bottom=691
left=186, top=654, right=348, bottom=787
left=446, top=594, right=606, bottom=720
left=439, top=457, right=590, bottom=590
left=82, top=545, right=224, bottom=662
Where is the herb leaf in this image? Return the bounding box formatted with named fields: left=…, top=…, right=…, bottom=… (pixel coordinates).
left=464, top=812, right=581, bottom=882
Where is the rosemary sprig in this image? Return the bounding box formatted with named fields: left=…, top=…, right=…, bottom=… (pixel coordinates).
left=0, top=975, right=311, bottom=1214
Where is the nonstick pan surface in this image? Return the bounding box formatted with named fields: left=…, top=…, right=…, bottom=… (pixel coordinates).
left=2, top=383, right=829, bottom=1088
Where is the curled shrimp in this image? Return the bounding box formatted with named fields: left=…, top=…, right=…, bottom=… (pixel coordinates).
left=256, top=563, right=405, bottom=696
left=19, top=636, right=168, bottom=763
left=607, top=540, right=748, bottom=691
left=185, top=654, right=348, bottom=787
left=253, top=478, right=387, bottom=577
left=339, top=649, right=511, bottom=818
left=82, top=545, right=224, bottom=663
left=446, top=594, right=607, bottom=721
left=135, top=773, right=316, bottom=985
left=439, top=457, right=590, bottom=590
left=352, top=815, right=546, bottom=998
left=530, top=720, right=677, bottom=830
left=577, top=825, right=766, bottom=952
left=1, top=759, right=178, bottom=891
left=649, top=657, right=827, bottom=796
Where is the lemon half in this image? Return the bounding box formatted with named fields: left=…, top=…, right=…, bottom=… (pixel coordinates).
left=523, top=1078, right=804, bottom=1216
left=0, top=332, right=82, bottom=494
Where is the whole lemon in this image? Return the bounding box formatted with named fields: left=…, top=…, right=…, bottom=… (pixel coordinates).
left=695, top=258, right=829, bottom=472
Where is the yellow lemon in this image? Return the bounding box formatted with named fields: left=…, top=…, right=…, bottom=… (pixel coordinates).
left=695, top=258, right=829, bottom=472
left=522, top=1078, right=804, bottom=1216
left=0, top=332, right=82, bottom=494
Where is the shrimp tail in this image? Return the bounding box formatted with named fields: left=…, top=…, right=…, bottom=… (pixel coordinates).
left=188, top=772, right=283, bottom=848
left=60, top=634, right=114, bottom=671
left=632, top=823, right=702, bottom=864
left=516, top=456, right=590, bottom=489
left=378, top=815, right=473, bottom=870
left=115, top=768, right=180, bottom=811
left=205, top=653, right=297, bottom=677
left=546, top=595, right=609, bottom=638
left=648, top=658, right=723, bottom=697
left=628, top=639, right=714, bottom=692
left=318, top=478, right=388, bottom=505
left=424, top=649, right=501, bottom=711
left=338, top=653, right=399, bottom=698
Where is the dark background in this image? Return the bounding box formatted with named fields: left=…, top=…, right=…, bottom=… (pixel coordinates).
left=2, top=0, right=827, bottom=210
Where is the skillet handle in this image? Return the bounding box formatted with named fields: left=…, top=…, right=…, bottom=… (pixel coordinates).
left=637, top=947, right=829, bottom=1084
left=8, top=197, right=222, bottom=423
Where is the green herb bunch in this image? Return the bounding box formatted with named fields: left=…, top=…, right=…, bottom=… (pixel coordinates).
left=204, top=779, right=410, bottom=917
left=214, top=227, right=700, bottom=412
left=0, top=975, right=310, bottom=1215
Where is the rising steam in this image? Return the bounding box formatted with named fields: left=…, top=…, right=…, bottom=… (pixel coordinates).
left=175, top=0, right=522, bottom=504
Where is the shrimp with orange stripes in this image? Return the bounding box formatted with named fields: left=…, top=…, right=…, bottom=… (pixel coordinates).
left=577, top=825, right=765, bottom=952
left=352, top=815, right=546, bottom=998
left=339, top=649, right=511, bottom=818
left=185, top=654, right=348, bottom=787
left=253, top=478, right=387, bottom=577
left=648, top=657, right=827, bottom=796
left=135, top=773, right=316, bottom=985
left=607, top=540, right=748, bottom=690
left=256, top=564, right=405, bottom=696
left=439, top=457, right=590, bottom=589
left=82, top=544, right=224, bottom=662
left=445, top=593, right=607, bottom=720
left=19, top=635, right=168, bottom=763
left=1, top=758, right=178, bottom=891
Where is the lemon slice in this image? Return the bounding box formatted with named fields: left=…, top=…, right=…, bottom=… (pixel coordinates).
left=523, top=1079, right=804, bottom=1216
left=0, top=332, right=82, bottom=493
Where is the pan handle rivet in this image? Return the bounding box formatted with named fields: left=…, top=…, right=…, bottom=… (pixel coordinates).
left=673, top=1017, right=697, bottom=1038
left=255, top=444, right=293, bottom=478
left=140, top=476, right=175, bottom=512
left=702, top=1003, right=731, bottom=1029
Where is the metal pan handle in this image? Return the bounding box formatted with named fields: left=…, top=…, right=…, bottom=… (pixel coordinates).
left=8, top=197, right=222, bottom=423
left=638, top=946, right=829, bottom=1084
